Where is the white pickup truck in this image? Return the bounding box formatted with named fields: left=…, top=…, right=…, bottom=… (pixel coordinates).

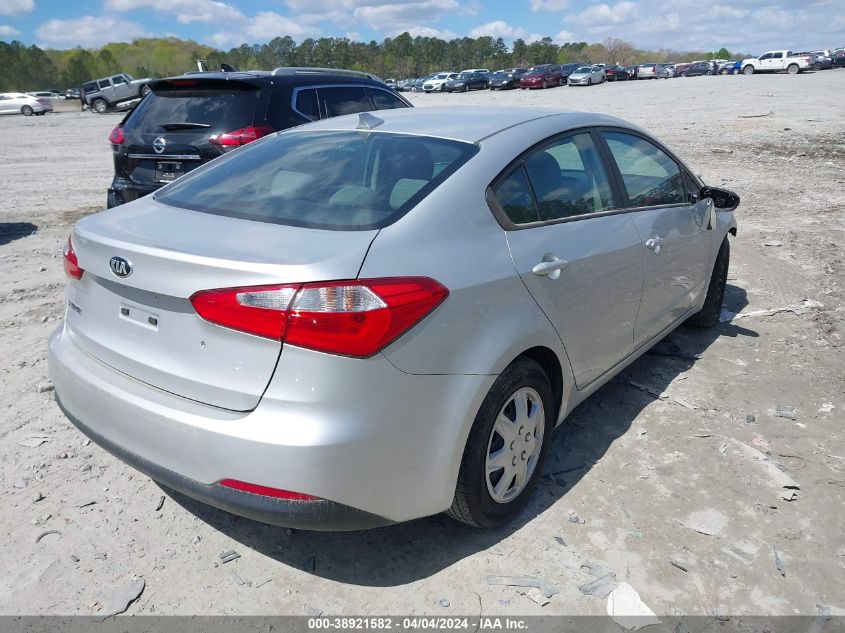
left=741, top=51, right=813, bottom=75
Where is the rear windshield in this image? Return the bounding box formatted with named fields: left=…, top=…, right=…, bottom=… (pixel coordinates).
left=155, top=130, right=479, bottom=231
left=123, top=82, right=261, bottom=135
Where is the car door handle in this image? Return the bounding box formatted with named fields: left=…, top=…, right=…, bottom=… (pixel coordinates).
left=532, top=257, right=569, bottom=277
left=645, top=237, right=664, bottom=253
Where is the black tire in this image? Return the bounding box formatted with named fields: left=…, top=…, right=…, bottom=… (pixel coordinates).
left=813, top=62, right=822, bottom=71
left=743, top=65, right=754, bottom=75
left=92, top=99, right=107, bottom=113
left=787, top=64, right=799, bottom=75
left=447, top=357, right=554, bottom=528
left=688, top=238, right=730, bottom=327
left=141, top=84, right=151, bottom=96
left=21, top=105, right=33, bottom=116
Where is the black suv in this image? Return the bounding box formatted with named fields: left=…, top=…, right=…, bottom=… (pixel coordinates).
left=107, top=68, right=412, bottom=207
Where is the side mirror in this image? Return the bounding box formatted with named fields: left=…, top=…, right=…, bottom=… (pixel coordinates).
left=701, top=186, right=740, bottom=211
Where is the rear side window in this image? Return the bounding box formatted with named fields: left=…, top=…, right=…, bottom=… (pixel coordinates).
left=603, top=131, right=686, bottom=207
left=98, top=80, right=110, bottom=89
left=492, top=167, right=538, bottom=224
left=294, top=89, right=319, bottom=120
left=524, top=133, right=615, bottom=221
left=122, top=83, right=260, bottom=135
left=319, top=87, right=373, bottom=117
left=82, top=82, right=97, bottom=93
left=156, top=131, right=479, bottom=231
left=368, top=88, right=409, bottom=110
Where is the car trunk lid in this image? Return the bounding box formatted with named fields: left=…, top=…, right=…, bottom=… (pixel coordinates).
left=66, top=198, right=377, bottom=411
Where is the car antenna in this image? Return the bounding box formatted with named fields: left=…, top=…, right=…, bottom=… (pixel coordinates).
left=357, top=112, right=384, bottom=130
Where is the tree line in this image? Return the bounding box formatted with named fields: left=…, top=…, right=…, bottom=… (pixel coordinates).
left=0, top=34, right=745, bottom=92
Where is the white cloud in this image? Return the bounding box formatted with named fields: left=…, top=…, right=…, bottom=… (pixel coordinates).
left=105, top=0, right=245, bottom=25
left=207, top=11, right=318, bottom=47
left=573, top=1, right=638, bottom=25
left=354, top=0, right=459, bottom=31
left=403, top=25, right=458, bottom=39
left=530, top=0, right=569, bottom=11
left=0, top=0, right=33, bottom=17
left=35, top=16, right=146, bottom=48
left=0, top=24, right=21, bottom=36
left=553, top=29, right=575, bottom=42
left=345, top=31, right=362, bottom=41
left=468, top=20, right=527, bottom=40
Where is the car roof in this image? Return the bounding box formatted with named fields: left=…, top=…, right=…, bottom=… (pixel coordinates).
left=287, top=106, right=640, bottom=144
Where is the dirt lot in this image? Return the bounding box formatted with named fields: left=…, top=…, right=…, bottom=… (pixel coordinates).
left=1, top=73, right=843, bottom=618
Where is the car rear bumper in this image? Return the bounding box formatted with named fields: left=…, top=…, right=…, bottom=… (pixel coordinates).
left=49, top=324, right=494, bottom=529
left=107, top=177, right=159, bottom=208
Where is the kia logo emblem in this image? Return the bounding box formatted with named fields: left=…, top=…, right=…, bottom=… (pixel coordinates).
left=152, top=137, right=167, bottom=154
left=109, top=256, right=133, bottom=278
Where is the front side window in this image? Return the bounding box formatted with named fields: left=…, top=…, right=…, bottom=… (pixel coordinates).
left=603, top=131, right=686, bottom=207
left=112, top=76, right=128, bottom=85
left=156, top=131, right=478, bottom=231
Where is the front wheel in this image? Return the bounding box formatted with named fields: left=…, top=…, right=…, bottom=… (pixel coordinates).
left=787, top=64, right=799, bottom=75
left=688, top=238, right=730, bottom=327
left=721, top=69, right=728, bottom=75
left=21, top=105, right=33, bottom=116
left=588, top=78, right=592, bottom=86
left=141, top=84, right=151, bottom=96
left=743, top=65, right=754, bottom=75
left=447, top=358, right=553, bottom=528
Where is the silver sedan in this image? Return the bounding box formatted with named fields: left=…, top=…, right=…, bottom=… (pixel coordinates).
left=50, top=107, right=738, bottom=530
left=568, top=66, right=606, bottom=85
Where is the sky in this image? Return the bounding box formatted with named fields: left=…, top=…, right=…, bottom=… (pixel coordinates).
left=0, top=0, right=841, bottom=53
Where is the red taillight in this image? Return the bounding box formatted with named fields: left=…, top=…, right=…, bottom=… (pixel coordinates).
left=191, top=284, right=299, bottom=340
left=108, top=125, right=125, bottom=145
left=209, top=125, right=275, bottom=149
left=218, top=479, right=318, bottom=501
left=190, top=277, right=449, bottom=357
left=63, top=236, right=83, bottom=280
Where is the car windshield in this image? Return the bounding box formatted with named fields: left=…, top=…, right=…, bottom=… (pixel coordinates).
left=575, top=67, right=592, bottom=73
left=156, top=130, right=480, bottom=231
left=434, top=74, right=450, bottom=79
left=527, top=66, right=549, bottom=72
left=454, top=73, right=473, bottom=80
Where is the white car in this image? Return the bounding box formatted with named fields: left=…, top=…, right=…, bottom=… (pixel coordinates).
left=0, top=92, right=53, bottom=116
left=422, top=72, right=458, bottom=92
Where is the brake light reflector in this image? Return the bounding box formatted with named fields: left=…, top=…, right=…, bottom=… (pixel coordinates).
left=63, top=236, right=84, bottom=280
left=190, top=277, right=449, bottom=357
left=209, top=125, right=275, bottom=149
left=108, top=125, right=125, bottom=145
left=218, top=479, right=319, bottom=501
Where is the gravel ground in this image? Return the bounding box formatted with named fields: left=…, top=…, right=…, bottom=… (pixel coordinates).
left=1, top=72, right=843, bottom=617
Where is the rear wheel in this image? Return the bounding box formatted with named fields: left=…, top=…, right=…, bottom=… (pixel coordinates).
left=721, top=69, right=728, bottom=75
left=447, top=358, right=553, bottom=528
left=787, top=64, right=799, bottom=75
left=141, top=84, right=151, bottom=96
left=542, top=80, right=547, bottom=89
left=20, top=105, right=33, bottom=116
left=813, top=62, right=822, bottom=71
left=92, top=99, right=107, bottom=113
left=588, top=78, right=592, bottom=86
left=743, top=65, right=754, bottom=75
left=688, top=238, right=730, bottom=327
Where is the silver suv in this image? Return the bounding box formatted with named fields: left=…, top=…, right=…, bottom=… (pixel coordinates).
left=81, top=73, right=154, bottom=113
